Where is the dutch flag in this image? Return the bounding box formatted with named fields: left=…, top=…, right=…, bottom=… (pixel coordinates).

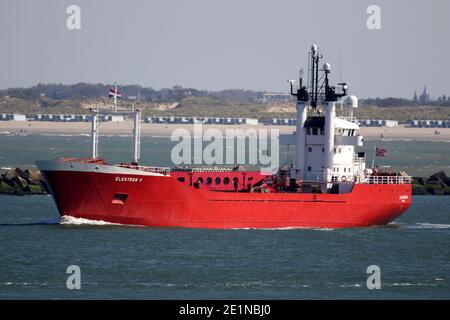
left=375, top=147, right=387, bottom=157
left=109, top=88, right=122, bottom=99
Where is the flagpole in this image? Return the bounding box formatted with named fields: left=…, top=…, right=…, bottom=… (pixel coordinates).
left=113, top=82, right=117, bottom=113
left=371, top=146, right=376, bottom=169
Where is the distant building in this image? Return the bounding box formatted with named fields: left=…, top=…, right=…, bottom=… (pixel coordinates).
left=0, top=114, right=27, bottom=121
left=408, top=119, right=449, bottom=128
left=384, top=120, right=398, bottom=128
left=144, top=116, right=248, bottom=125
left=358, top=119, right=397, bottom=127
left=419, top=85, right=430, bottom=104
left=245, top=118, right=258, bottom=125
left=10, top=114, right=26, bottom=121
left=262, top=118, right=297, bottom=126
left=107, top=114, right=124, bottom=122
left=261, top=92, right=293, bottom=104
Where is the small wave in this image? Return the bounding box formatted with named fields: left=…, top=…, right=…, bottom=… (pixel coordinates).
left=39, top=133, right=91, bottom=137
left=1, top=282, right=50, bottom=287
left=338, top=283, right=363, bottom=288
left=386, top=222, right=450, bottom=230
left=60, top=215, right=122, bottom=226
left=140, top=281, right=311, bottom=289
left=386, top=282, right=439, bottom=287
left=59, top=215, right=143, bottom=228
left=104, top=134, right=132, bottom=138
left=150, top=135, right=172, bottom=138
left=380, top=138, right=414, bottom=142
left=375, top=138, right=450, bottom=143
left=409, top=223, right=450, bottom=229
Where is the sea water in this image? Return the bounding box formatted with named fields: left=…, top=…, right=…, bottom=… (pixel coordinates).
left=0, top=133, right=449, bottom=299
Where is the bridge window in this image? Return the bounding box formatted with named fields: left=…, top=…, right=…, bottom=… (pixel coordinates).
left=206, top=177, right=212, bottom=185
left=197, top=177, right=203, bottom=184
left=215, top=177, right=221, bottom=185
left=177, top=177, right=185, bottom=183
left=223, top=177, right=230, bottom=185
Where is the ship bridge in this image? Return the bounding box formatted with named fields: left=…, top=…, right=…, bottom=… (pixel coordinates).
left=279, top=44, right=411, bottom=193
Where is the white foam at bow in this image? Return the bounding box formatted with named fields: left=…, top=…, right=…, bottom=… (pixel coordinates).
left=60, top=215, right=122, bottom=226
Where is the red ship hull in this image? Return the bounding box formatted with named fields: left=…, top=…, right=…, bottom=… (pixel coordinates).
left=37, top=160, right=412, bottom=229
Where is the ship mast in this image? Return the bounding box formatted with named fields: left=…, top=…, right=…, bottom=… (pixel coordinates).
left=91, top=108, right=99, bottom=159
left=132, top=108, right=141, bottom=164
left=89, top=106, right=142, bottom=165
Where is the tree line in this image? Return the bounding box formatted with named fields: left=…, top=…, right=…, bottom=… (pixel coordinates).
left=1, top=83, right=449, bottom=107
left=360, top=97, right=450, bottom=107
left=0, top=83, right=262, bottom=103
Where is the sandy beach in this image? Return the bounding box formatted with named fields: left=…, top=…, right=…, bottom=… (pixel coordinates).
left=0, top=120, right=449, bottom=141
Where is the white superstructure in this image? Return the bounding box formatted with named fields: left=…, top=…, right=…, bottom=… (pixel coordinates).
left=282, top=45, right=366, bottom=191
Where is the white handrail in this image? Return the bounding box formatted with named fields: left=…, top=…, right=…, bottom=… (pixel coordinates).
left=359, top=175, right=412, bottom=184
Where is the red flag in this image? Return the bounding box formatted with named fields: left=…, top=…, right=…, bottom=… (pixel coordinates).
left=375, top=147, right=387, bottom=157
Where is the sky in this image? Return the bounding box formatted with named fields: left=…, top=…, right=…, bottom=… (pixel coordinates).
left=1, top=0, right=449, bottom=98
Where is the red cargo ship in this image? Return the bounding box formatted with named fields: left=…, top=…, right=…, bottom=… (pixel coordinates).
left=36, top=45, right=412, bottom=229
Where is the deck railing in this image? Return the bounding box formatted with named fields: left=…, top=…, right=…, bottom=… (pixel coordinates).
left=339, top=116, right=358, bottom=123
left=117, top=163, right=412, bottom=184
left=140, top=166, right=171, bottom=175
left=118, top=164, right=171, bottom=175
left=359, top=175, right=412, bottom=184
